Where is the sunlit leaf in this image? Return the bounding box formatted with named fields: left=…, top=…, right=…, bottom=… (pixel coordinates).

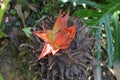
left=0, top=0, right=10, bottom=26
left=22, top=27, right=32, bottom=38
left=0, top=73, right=4, bottom=80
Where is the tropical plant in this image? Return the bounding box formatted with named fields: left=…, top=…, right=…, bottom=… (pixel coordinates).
left=61, top=0, right=120, bottom=79
left=63, top=0, right=120, bottom=67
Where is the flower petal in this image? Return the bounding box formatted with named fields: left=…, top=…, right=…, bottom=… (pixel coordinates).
left=66, top=25, right=76, bottom=40
left=60, top=25, right=76, bottom=49
left=53, top=10, right=70, bottom=32
left=38, top=43, right=59, bottom=59
left=62, top=10, right=70, bottom=28
left=32, top=10, right=76, bottom=60
left=54, top=29, right=69, bottom=46
left=38, top=43, right=51, bottom=59
left=32, top=30, right=52, bottom=43
left=53, top=10, right=63, bottom=32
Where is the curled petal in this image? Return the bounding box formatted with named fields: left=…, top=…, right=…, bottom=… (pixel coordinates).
left=32, top=30, right=52, bottom=43
left=39, top=43, right=59, bottom=59
left=62, top=10, right=70, bottom=28
left=66, top=25, right=76, bottom=40
left=39, top=43, right=51, bottom=59
left=53, top=10, right=63, bottom=31
left=60, top=25, right=76, bottom=49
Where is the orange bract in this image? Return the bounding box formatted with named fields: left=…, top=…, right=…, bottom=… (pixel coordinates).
left=32, top=10, right=76, bottom=60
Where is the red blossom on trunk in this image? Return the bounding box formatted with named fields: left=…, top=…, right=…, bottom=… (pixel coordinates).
left=32, top=10, right=76, bottom=60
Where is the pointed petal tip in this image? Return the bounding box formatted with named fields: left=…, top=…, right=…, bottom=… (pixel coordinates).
left=38, top=56, right=42, bottom=60
left=69, top=24, right=77, bottom=30
left=72, top=24, right=77, bottom=29
left=38, top=53, right=44, bottom=60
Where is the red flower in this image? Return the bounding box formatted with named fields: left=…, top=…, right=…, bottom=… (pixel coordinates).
left=32, top=10, right=76, bottom=60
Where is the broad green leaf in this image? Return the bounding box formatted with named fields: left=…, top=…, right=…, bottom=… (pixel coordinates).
left=100, top=15, right=114, bottom=67
left=0, top=73, right=4, bottom=80
left=73, top=9, right=102, bottom=25
left=73, top=1, right=120, bottom=26
left=73, top=0, right=120, bottom=67
left=22, top=27, right=32, bottom=38
left=112, top=11, right=120, bottom=61
left=95, top=1, right=120, bottom=67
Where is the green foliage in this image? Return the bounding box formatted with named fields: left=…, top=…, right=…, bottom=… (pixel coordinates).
left=73, top=1, right=120, bottom=25
left=0, top=29, right=6, bottom=38
left=10, top=9, right=17, bottom=15
left=61, top=0, right=100, bottom=8
left=72, top=0, right=120, bottom=67
left=101, top=15, right=114, bottom=67
left=0, top=73, right=4, bottom=80
left=22, top=27, right=32, bottom=38
left=0, top=0, right=10, bottom=26
left=112, top=11, right=120, bottom=62
left=14, top=0, right=37, bottom=28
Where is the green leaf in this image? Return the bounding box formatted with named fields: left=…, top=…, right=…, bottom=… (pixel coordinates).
left=95, top=1, right=120, bottom=67
left=112, top=11, right=120, bottom=61
left=61, top=0, right=100, bottom=8
left=101, top=15, right=114, bottom=67
left=0, top=73, right=4, bottom=80
left=73, top=1, right=120, bottom=26
left=73, top=9, right=102, bottom=25
left=0, top=29, right=6, bottom=38
left=73, top=0, right=120, bottom=67
left=22, top=27, right=32, bottom=38
left=0, top=0, right=10, bottom=26
left=10, top=9, right=16, bottom=15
